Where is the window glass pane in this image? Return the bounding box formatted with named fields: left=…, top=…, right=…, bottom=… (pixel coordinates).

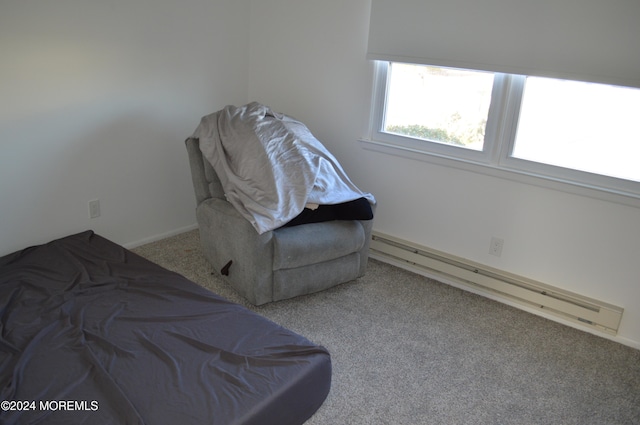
left=513, top=77, right=640, bottom=182
left=383, top=63, right=494, bottom=151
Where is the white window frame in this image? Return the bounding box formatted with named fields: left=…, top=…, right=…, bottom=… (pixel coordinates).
left=363, top=61, right=640, bottom=207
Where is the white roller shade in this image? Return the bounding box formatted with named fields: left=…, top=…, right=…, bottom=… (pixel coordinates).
left=367, top=0, right=640, bottom=88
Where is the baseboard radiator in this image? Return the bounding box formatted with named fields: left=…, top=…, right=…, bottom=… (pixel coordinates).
left=369, top=232, right=623, bottom=335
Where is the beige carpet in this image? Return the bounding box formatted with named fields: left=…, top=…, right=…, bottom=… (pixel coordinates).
left=133, top=229, right=640, bottom=425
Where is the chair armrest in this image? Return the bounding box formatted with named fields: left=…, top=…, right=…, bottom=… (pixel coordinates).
left=196, top=198, right=275, bottom=305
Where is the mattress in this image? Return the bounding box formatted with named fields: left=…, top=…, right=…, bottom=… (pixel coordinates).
left=0, top=231, right=331, bottom=425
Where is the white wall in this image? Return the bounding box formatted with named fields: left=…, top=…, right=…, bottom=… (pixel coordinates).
left=247, top=1, right=640, bottom=347
left=0, top=0, right=250, bottom=255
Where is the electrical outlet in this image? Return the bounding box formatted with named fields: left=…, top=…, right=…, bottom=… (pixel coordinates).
left=489, top=237, right=504, bottom=257
left=88, top=199, right=101, bottom=219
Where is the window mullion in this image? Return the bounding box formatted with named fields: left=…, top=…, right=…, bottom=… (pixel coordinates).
left=483, top=73, right=511, bottom=165
left=496, top=75, right=526, bottom=167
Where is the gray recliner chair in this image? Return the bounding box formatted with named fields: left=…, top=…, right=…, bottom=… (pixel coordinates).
left=185, top=137, right=375, bottom=305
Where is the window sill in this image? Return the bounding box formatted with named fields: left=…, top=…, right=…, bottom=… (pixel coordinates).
left=359, top=138, right=640, bottom=209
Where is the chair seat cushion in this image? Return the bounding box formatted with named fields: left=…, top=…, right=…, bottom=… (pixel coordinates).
left=272, top=221, right=366, bottom=270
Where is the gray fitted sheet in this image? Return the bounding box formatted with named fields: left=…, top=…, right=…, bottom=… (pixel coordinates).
left=0, top=231, right=331, bottom=425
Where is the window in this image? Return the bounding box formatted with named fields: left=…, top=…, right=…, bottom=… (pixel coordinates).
left=513, top=77, right=640, bottom=183
left=368, top=61, right=640, bottom=201
left=383, top=63, right=494, bottom=152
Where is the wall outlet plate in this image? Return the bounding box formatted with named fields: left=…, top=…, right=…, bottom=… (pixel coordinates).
left=489, top=237, right=504, bottom=257
left=88, top=199, right=101, bottom=219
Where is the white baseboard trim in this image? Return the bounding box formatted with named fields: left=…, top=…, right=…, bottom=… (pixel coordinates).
left=124, top=223, right=199, bottom=250
left=369, top=251, right=640, bottom=351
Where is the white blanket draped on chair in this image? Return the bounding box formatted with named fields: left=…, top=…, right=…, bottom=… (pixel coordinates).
left=192, top=102, right=375, bottom=234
